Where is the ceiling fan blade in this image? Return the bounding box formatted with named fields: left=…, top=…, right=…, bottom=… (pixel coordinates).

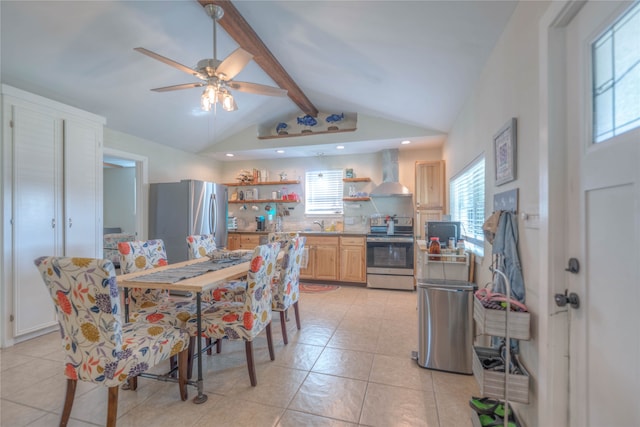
left=150, top=82, right=205, bottom=92
left=227, top=81, right=288, bottom=97
left=216, top=48, right=254, bottom=80
left=134, top=47, right=205, bottom=79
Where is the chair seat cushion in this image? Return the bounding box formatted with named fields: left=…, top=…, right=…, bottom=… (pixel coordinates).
left=202, top=280, right=247, bottom=303
left=128, top=299, right=213, bottom=329
left=64, top=320, right=189, bottom=387
left=185, top=301, right=271, bottom=341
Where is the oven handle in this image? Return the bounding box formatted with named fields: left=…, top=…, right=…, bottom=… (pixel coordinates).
left=366, top=237, right=414, bottom=243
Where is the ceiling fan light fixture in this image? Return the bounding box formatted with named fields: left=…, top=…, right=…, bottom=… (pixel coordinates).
left=221, top=91, right=237, bottom=112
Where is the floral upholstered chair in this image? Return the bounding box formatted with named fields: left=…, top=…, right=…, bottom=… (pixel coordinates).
left=267, top=231, right=300, bottom=247
left=272, top=236, right=306, bottom=344
left=186, top=234, right=217, bottom=259
left=33, top=256, right=190, bottom=427
left=185, top=234, right=246, bottom=304
left=187, top=243, right=280, bottom=386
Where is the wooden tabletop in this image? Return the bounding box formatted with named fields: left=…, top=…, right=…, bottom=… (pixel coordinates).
left=118, top=257, right=250, bottom=293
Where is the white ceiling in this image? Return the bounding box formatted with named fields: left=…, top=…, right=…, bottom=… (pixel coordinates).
left=1, top=1, right=517, bottom=161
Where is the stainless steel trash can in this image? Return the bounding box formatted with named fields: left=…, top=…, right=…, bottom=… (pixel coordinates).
left=416, top=279, right=476, bottom=374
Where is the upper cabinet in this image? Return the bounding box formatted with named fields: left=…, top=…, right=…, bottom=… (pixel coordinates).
left=415, top=160, right=445, bottom=210
left=2, top=85, right=105, bottom=342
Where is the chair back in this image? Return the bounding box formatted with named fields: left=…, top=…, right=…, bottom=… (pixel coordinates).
left=117, top=239, right=168, bottom=304
left=186, top=234, right=216, bottom=259
left=273, top=236, right=306, bottom=311
left=33, top=257, right=124, bottom=382
left=241, top=243, right=280, bottom=338
left=267, top=232, right=299, bottom=248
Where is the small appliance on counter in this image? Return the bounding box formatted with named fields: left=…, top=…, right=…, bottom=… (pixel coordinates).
left=255, top=216, right=266, bottom=231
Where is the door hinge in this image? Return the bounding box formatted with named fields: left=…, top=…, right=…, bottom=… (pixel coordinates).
left=9, top=119, right=14, bottom=128
left=9, top=314, right=14, bottom=322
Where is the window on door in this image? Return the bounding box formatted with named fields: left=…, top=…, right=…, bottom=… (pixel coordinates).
left=592, top=1, right=640, bottom=143
left=449, top=155, right=485, bottom=256
left=305, top=170, right=344, bottom=215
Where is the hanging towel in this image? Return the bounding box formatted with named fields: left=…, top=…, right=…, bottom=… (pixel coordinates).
left=491, top=211, right=525, bottom=303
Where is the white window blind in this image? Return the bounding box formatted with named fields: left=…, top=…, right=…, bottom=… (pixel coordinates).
left=450, top=156, right=485, bottom=254
left=305, top=170, right=344, bottom=215
left=592, top=2, right=640, bottom=143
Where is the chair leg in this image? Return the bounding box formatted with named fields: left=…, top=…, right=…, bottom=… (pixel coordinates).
left=293, top=301, right=301, bottom=330
left=245, top=340, right=257, bottom=386
left=266, top=322, right=275, bottom=361
left=206, top=337, right=212, bottom=356
left=106, top=386, right=119, bottom=427
left=60, top=379, right=77, bottom=427
left=129, top=376, right=138, bottom=391
left=169, top=355, right=177, bottom=376
left=279, top=311, right=288, bottom=345
left=187, top=336, right=196, bottom=380
left=178, top=347, right=189, bottom=401
left=216, top=338, right=222, bottom=353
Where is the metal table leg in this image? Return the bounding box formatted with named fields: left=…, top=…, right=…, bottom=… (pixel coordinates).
left=193, top=291, right=208, bottom=404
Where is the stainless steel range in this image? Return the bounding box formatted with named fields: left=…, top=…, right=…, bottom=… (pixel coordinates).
left=366, top=216, right=415, bottom=290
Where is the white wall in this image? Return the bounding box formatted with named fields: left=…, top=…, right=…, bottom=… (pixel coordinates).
left=443, top=1, right=550, bottom=426
left=104, top=128, right=222, bottom=183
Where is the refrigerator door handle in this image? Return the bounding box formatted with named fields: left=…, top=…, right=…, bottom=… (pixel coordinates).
left=210, top=193, right=217, bottom=237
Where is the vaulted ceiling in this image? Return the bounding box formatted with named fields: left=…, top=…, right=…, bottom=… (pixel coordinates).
left=1, top=1, right=517, bottom=161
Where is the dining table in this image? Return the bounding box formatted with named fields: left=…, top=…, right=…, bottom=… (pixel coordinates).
left=117, top=255, right=251, bottom=404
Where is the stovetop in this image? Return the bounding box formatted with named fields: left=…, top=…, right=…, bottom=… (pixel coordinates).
left=368, top=216, right=414, bottom=239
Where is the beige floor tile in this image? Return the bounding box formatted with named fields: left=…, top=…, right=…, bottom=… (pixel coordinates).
left=224, top=364, right=308, bottom=408
left=369, top=354, right=434, bottom=391
left=191, top=395, right=284, bottom=427
left=0, top=399, right=50, bottom=426
left=290, top=324, right=336, bottom=347
left=0, top=358, right=61, bottom=397
left=277, top=409, right=358, bottom=427
left=360, top=382, right=439, bottom=427
left=327, top=329, right=379, bottom=353
left=289, top=372, right=367, bottom=423
left=311, top=347, right=374, bottom=381
left=271, top=341, right=324, bottom=371
left=26, top=412, right=100, bottom=427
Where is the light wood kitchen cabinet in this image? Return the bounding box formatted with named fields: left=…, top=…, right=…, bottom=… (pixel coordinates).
left=300, top=236, right=339, bottom=281
left=239, top=234, right=261, bottom=250
left=339, top=236, right=366, bottom=283
left=2, top=85, right=105, bottom=342
left=227, top=233, right=240, bottom=250
left=415, top=160, right=445, bottom=239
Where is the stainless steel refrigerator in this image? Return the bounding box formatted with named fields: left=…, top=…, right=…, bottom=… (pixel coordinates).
left=149, top=180, right=228, bottom=263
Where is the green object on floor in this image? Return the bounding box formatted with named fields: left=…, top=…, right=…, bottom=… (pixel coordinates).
left=478, top=414, right=517, bottom=427
left=469, top=396, right=512, bottom=417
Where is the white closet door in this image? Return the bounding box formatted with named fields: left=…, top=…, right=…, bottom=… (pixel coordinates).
left=63, top=119, right=102, bottom=257
left=12, top=104, right=61, bottom=336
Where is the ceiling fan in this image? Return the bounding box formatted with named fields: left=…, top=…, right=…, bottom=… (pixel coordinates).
left=135, top=3, right=287, bottom=112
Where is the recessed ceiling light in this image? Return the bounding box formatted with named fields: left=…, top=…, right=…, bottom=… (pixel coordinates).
left=336, top=145, right=345, bottom=150
left=225, top=153, right=234, bottom=157
left=276, top=150, right=285, bottom=154
left=401, top=140, right=411, bottom=145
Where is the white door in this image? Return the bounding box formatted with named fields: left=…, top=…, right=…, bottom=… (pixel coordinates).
left=11, top=102, right=61, bottom=336
left=566, top=2, right=640, bottom=426
left=64, top=118, right=102, bottom=257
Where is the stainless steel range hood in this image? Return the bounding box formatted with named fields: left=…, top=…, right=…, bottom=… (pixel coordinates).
left=370, top=149, right=412, bottom=197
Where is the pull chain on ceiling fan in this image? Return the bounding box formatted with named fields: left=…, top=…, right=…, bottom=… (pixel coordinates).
left=134, top=3, right=287, bottom=112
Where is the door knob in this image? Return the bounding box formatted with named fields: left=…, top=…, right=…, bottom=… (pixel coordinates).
left=565, top=258, right=580, bottom=274
left=554, top=290, right=580, bottom=309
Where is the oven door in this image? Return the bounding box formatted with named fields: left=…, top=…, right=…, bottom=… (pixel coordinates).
left=366, top=236, right=414, bottom=275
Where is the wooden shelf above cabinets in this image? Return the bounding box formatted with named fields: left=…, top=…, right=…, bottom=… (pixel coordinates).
left=222, top=180, right=300, bottom=186
left=229, top=199, right=299, bottom=204
left=343, top=197, right=370, bottom=201
left=343, top=177, right=371, bottom=182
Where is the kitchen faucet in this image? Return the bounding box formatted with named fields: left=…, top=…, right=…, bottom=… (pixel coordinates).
left=313, top=220, right=325, bottom=232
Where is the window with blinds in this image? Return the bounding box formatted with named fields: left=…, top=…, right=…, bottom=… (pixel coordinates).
left=449, top=156, right=485, bottom=256
left=592, top=1, right=640, bottom=143
left=305, top=170, right=344, bottom=215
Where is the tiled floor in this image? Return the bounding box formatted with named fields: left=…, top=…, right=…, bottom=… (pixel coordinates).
left=1, top=285, right=478, bottom=426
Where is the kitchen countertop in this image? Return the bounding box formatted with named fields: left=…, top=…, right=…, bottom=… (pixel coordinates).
left=228, top=230, right=367, bottom=236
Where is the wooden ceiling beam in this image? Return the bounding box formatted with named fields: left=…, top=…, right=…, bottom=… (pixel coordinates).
left=199, top=0, right=318, bottom=117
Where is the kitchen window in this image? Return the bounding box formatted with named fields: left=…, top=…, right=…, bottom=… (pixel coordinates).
left=449, top=155, right=485, bottom=256
left=305, top=170, right=344, bottom=215
left=592, top=1, right=640, bottom=143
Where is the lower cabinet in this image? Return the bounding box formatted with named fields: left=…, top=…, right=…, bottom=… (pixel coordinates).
left=301, top=236, right=339, bottom=281
left=227, top=234, right=240, bottom=250
left=339, top=236, right=366, bottom=283
left=227, top=233, right=261, bottom=250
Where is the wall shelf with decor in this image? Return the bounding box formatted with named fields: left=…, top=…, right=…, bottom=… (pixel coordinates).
left=222, top=180, right=300, bottom=186
left=343, top=177, right=371, bottom=201
left=229, top=199, right=299, bottom=204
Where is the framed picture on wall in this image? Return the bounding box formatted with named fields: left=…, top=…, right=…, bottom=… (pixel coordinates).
left=494, top=118, right=517, bottom=186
